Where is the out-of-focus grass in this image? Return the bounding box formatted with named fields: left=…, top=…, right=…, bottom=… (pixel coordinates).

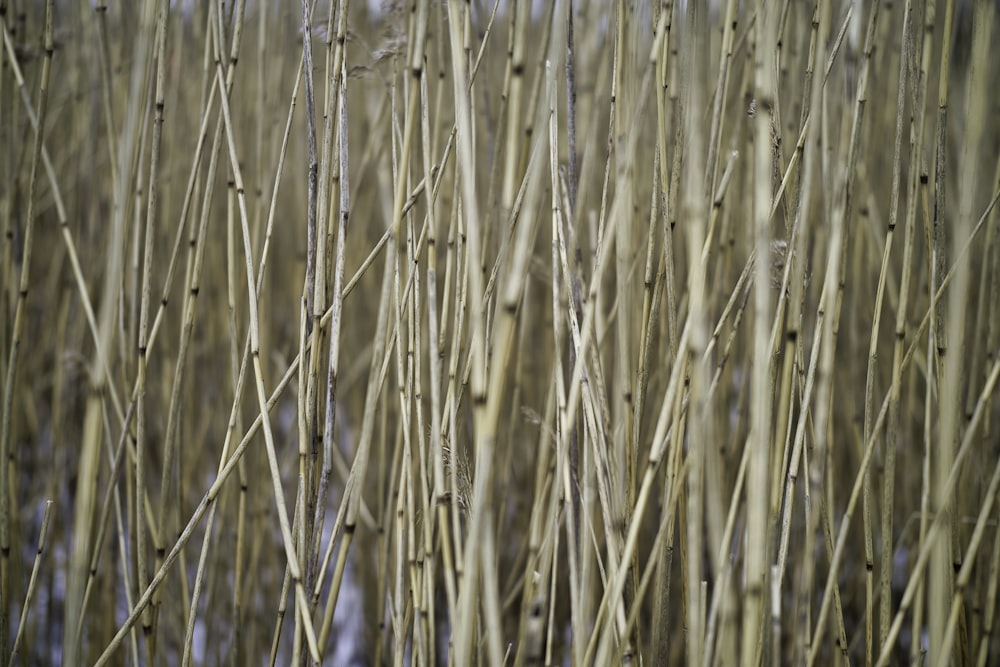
left=1, top=0, right=999, bottom=665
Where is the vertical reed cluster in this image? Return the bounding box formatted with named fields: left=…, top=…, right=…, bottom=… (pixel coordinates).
left=0, top=0, right=998, bottom=664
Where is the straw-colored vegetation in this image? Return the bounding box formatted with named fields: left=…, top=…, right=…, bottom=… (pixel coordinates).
left=1, top=0, right=999, bottom=664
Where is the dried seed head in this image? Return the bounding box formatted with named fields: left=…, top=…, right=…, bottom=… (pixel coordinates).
left=770, top=239, right=788, bottom=289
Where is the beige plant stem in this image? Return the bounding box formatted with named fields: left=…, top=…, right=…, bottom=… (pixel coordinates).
left=6, top=500, right=52, bottom=667
left=0, top=0, right=53, bottom=659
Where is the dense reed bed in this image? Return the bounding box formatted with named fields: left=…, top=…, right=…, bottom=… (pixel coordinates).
left=1, top=0, right=999, bottom=664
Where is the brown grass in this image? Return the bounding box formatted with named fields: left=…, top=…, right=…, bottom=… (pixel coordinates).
left=1, top=0, right=999, bottom=665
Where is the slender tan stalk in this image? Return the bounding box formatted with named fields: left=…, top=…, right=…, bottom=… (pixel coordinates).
left=862, top=3, right=912, bottom=663
left=6, top=501, right=52, bottom=667
left=743, top=1, right=778, bottom=662
left=0, top=0, right=53, bottom=659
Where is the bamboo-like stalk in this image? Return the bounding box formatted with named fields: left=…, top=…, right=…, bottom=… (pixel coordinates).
left=6, top=501, right=52, bottom=667
left=861, top=3, right=912, bottom=663
left=680, top=3, right=711, bottom=666
left=880, top=0, right=934, bottom=654
left=932, top=2, right=992, bottom=665
left=919, top=0, right=954, bottom=655
left=743, top=0, right=779, bottom=662
left=0, top=0, right=53, bottom=660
